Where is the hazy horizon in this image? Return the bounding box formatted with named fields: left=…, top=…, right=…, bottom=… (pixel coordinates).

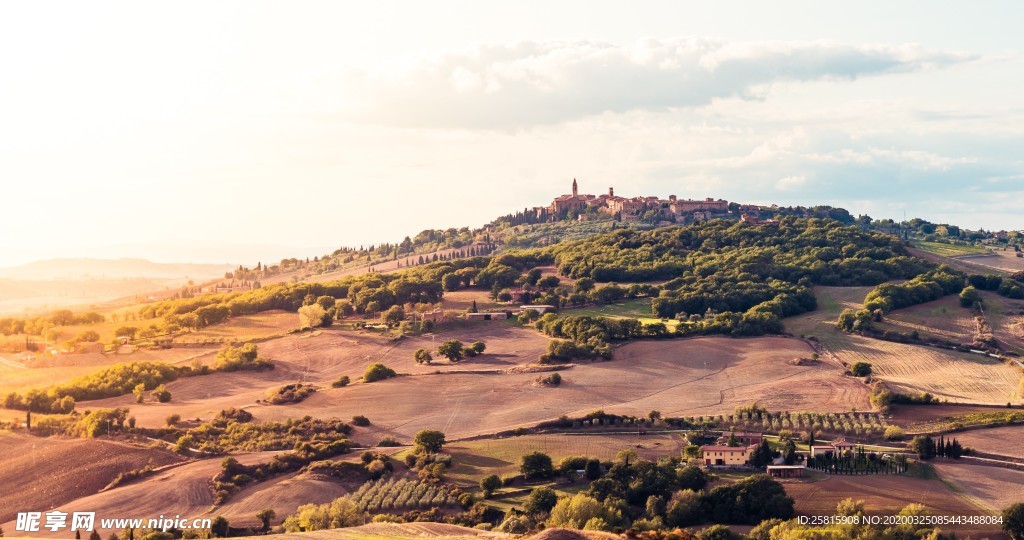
left=3, top=1, right=1022, bottom=268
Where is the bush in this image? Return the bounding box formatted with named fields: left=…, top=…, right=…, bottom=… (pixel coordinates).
left=363, top=363, right=397, bottom=383
left=959, top=285, right=982, bottom=308
left=214, top=344, right=273, bottom=372
left=537, top=372, right=562, bottom=386
left=377, top=437, right=402, bottom=447
left=151, top=385, right=171, bottom=403
left=351, top=415, right=371, bottom=427
left=414, top=348, right=433, bottom=364
left=332, top=375, right=351, bottom=388
left=849, top=362, right=872, bottom=377
left=166, top=414, right=181, bottom=426
left=883, top=426, right=905, bottom=441
left=266, top=383, right=317, bottom=405
left=480, top=474, right=502, bottom=498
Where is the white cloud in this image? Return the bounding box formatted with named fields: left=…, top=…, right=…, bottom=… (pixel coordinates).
left=775, top=175, right=808, bottom=191
left=334, top=38, right=974, bottom=128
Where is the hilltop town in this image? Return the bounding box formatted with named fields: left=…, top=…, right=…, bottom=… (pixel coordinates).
left=540, top=178, right=743, bottom=224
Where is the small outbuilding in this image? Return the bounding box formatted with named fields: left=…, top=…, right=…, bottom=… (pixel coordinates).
left=767, top=465, right=806, bottom=478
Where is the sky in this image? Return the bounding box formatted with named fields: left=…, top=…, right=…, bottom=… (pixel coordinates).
left=1, top=1, right=1022, bottom=268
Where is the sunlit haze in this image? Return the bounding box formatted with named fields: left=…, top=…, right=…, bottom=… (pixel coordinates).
left=2, top=1, right=1022, bottom=267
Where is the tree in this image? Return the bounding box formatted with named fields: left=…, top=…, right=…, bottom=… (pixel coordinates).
left=166, top=414, right=181, bottom=426
left=1003, top=503, right=1024, bottom=540
left=750, top=440, right=773, bottom=468
left=298, top=304, right=330, bottom=329
left=413, top=429, right=446, bottom=453
left=414, top=348, right=433, bottom=364
left=666, top=489, right=702, bottom=527
left=584, top=459, right=602, bottom=480
left=211, top=516, right=229, bottom=538
left=525, top=268, right=543, bottom=286
left=283, top=497, right=366, bottom=532
left=525, top=486, right=559, bottom=515
left=470, top=341, right=486, bottom=354
left=849, top=362, right=872, bottom=376
left=884, top=425, right=905, bottom=441
left=133, top=383, right=146, bottom=404
left=115, top=326, right=139, bottom=340
left=959, top=285, right=982, bottom=308
left=783, top=440, right=797, bottom=465
left=910, top=435, right=936, bottom=460
left=574, top=278, right=595, bottom=293
left=316, top=295, right=336, bottom=310
left=520, top=451, right=554, bottom=479
left=76, top=330, right=100, bottom=342
left=362, top=363, right=396, bottom=383
left=547, top=493, right=607, bottom=529
left=480, top=474, right=502, bottom=498
left=256, top=509, right=276, bottom=531
left=438, top=340, right=464, bottom=362
left=151, top=384, right=171, bottom=403
left=382, top=305, right=405, bottom=327
left=538, top=276, right=560, bottom=289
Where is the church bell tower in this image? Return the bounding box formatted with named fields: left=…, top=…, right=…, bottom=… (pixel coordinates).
left=572, top=178, right=578, bottom=197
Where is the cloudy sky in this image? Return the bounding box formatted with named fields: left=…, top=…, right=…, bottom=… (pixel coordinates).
left=1, top=1, right=1022, bottom=267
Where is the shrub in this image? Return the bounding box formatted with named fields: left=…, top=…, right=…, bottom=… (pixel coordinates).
left=166, top=414, right=181, bottom=426
left=266, top=383, right=317, bottom=405
left=849, top=362, right=872, bottom=377
left=414, top=348, right=433, bottom=364
left=883, top=426, right=905, bottom=441
left=537, top=372, right=562, bottom=386
left=352, top=415, right=371, bottom=427
left=151, top=385, right=171, bottom=403
left=332, top=375, right=351, bottom=388
left=214, top=344, right=272, bottom=372
left=480, top=474, right=501, bottom=498
left=363, top=363, right=397, bottom=383
left=377, top=437, right=402, bottom=447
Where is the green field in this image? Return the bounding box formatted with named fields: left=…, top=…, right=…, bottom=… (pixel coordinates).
left=562, top=298, right=678, bottom=328
left=914, top=241, right=990, bottom=257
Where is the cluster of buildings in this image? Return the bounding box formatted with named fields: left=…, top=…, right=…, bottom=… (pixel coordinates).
left=699, top=431, right=862, bottom=478
left=542, top=179, right=758, bottom=223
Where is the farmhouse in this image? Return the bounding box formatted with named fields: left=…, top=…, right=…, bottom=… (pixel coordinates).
left=718, top=431, right=764, bottom=445
left=811, top=439, right=858, bottom=457
left=419, top=309, right=445, bottom=322
left=701, top=444, right=759, bottom=466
